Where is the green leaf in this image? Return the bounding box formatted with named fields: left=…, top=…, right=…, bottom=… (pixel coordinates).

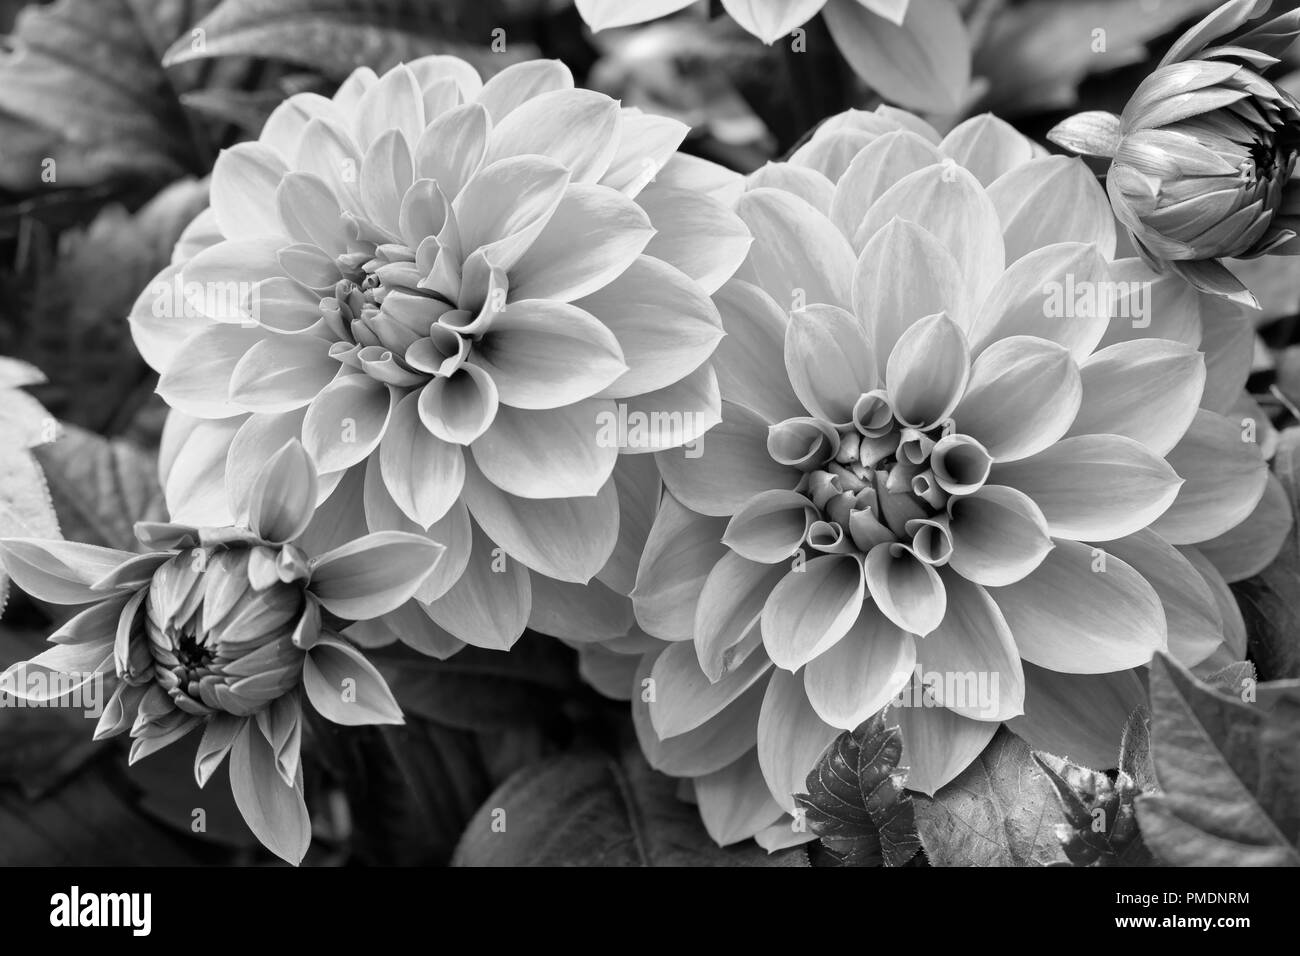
left=1233, top=428, right=1300, bottom=680
left=914, top=727, right=1068, bottom=866
left=794, top=710, right=921, bottom=866
left=452, top=740, right=809, bottom=867
left=1135, top=653, right=1300, bottom=866
left=164, top=0, right=509, bottom=80
left=33, top=424, right=166, bottom=552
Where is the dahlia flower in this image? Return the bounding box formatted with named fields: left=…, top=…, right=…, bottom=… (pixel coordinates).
left=129, top=55, right=750, bottom=653
left=575, top=0, right=970, bottom=113
left=622, top=105, right=1284, bottom=848
left=1049, top=0, right=1300, bottom=306
left=0, top=440, right=442, bottom=864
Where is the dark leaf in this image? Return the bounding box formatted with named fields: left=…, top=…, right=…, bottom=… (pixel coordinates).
left=972, top=0, right=1223, bottom=116
left=0, top=625, right=100, bottom=797
left=350, top=719, right=492, bottom=865
left=1135, top=653, right=1300, bottom=866
left=33, top=425, right=166, bottom=552
left=794, top=709, right=921, bottom=867
left=915, top=727, right=1067, bottom=866
left=0, top=0, right=222, bottom=192
left=1119, top=706, right=1156, bottom=793
left=0, top=362, right=59, bottom=613
left=180, top=74, right=327, bottom=137
left=13, top=178, right=208, bottom=433
left=165, top=0, right=515, bottom=79
left=372, top=632, right=582, bottom=734
left=1203, top=660, right=1258, bottom=698
left=452, top=738, right=808, bottom=867
left=1232, top=427, right=1300, bottom=680
left=127, top=738, right=264, bottom=851
left=1033, top=752, right=1153, bottom=867
left=0, top=754, right=204, bottom=865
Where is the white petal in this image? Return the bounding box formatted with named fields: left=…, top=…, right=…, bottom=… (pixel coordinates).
left=992, top=435, right=1182, bottom=542
left=1148, top=409, right=1268, bottom=545
left=856, top=163, right=1003, bottom=307
left=734, top=188, right=856, bottom=311
left=991, top=538, right=1166, bottom=673
left=632, top=492, right=728, bottom=642
left=760, top=554, right=865, bottom=670
left=853, top=217, right=966, bottom=371
left=938, top=114, right=1034, bottom=186
left=578, top=256, right=723, bottom=399
left=757, top=668, right=839, bottom=812
left=634, top=180, right=751, bottom=294
left=649, top=639, right=772, bottom=739
left=461, top=457, right=618, bottom=583
left=721, top=0, right=825, bottom=42
left=1104, top=529, right=1224, bottom=668
left=987, top=155, right=1117, bottom=263
left=830, top=131, right=942, bottom=244
left=786, top=304, right=876, bottom=423
left=803, top=604, right=915, bottom=729
left=968, top=241, right=1111, bottom=361
left=952, top=335, right=1081, bottom=462
left=914, top=570, right=1024, bottom=721
left=896, top=704, right=997, bottom=796
left=472, top=399, right=618, bottom=500
left=210, top=143, right=288, bottom=240
left=484, top=88, right=621, bottom=183
left=1067, top=339, right=1205, bottom=456
left=656, top=402, right=799, bottom=517
left=474, top=59, right=573, bottom=122
left=712, top=279, right=804, bottom=425
left=507, top=183, right=654, bottom=302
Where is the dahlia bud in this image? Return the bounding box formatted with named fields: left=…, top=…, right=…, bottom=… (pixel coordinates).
left=137, top=546, right=308, bottom=721
left=0, top=439, right=442, bottom=865
left=1049, top=0, right=1300, bottom=305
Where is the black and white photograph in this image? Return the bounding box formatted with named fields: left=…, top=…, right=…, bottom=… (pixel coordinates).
left=0, top=0, right=1292, bottom=930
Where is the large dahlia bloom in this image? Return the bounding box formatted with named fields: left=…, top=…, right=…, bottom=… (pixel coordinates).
left=0, top=441, right=441, bottom=864
left=618, top=105, right=1286, bottom=848
left=130, top=55, right=749, bottom=653
left=1050, top=0, right=1300, bottom=306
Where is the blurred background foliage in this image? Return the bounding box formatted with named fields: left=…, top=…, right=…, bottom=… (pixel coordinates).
left=1, top=0, right=1299, bottom=866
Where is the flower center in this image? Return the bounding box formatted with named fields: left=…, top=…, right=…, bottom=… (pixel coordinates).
left=770, top=392, right=992, bottom=567
left=320, top=250, right=476, bottom=389
left=174, top=632, right=215, bottom=672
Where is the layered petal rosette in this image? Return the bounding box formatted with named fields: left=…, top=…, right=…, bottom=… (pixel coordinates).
left=1050, top=0, right=1300, bottom=305
left=0, top=441, right=442, bottom=864
left=130, top=55, right=750, bottom=654
left=617, top=105, right=1287, bottom=848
